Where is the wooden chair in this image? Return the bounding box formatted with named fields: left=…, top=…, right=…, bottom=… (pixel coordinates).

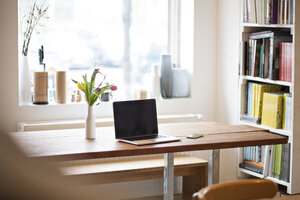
left=193, top=179, right=278, bottom=200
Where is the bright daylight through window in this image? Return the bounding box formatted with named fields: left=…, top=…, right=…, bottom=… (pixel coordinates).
left=18, top=0, right=192, bottom=105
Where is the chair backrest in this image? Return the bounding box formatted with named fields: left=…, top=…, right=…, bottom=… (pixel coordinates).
left=193, top=179, right=278, bottom=200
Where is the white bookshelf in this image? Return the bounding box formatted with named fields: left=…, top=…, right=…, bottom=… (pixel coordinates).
left=266, top=176, right=290, bottom=187
left=240, top=76, right=293, bottom=87
left=240, top=120, right=292, bottom=137
left=242, top=22, right=293, bottom=29
left=239, top=168, right=264, bottom=179
left=238, top=0, right=300, bottom=194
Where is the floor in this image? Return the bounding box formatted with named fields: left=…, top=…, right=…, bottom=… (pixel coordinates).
left=128, top=194, right=188, bottom=200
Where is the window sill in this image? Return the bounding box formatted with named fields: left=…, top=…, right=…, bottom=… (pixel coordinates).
left=18, top=96, right=192, bottom=107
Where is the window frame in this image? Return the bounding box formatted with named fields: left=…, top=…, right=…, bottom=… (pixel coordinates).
left=17, top=0, right=194, bottom=120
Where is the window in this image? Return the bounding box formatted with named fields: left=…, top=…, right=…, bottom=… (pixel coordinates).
left=19, top=0, right=193, bottom=103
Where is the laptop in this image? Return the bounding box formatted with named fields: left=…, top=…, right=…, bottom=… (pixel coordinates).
left=113, top=99, right=181, bottom=145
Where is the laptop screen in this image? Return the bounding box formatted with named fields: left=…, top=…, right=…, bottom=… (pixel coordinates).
left=113, top=99, right=158, bottom=139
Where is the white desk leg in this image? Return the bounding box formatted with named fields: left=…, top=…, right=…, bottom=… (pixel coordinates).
left=208, top=149, right=220, bottom=185
left=164, top=153, right=174, bottom=200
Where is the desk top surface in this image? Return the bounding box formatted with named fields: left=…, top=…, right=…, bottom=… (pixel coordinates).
left=10, top=122, right=287, bottom=161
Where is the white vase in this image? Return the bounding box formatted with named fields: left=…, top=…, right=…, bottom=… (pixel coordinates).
left=150, top=64, right=161, bottom=99
left=19, top=56, right=32, bottom=105
left=85, top=105, right=96, bottom=139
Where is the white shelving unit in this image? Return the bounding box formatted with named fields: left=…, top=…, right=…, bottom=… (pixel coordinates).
left=238, top=0, right=300, bottom=194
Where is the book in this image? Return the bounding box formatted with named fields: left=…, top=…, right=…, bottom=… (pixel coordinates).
left=284, top=94, right=292, bottom=131
left=244, top=0, right=292, bottom=24
left=269, top=35, right=292, bottom=80
left=271, top=0, right=278, bottom=24
left=282, top=93, right=289, bottom=129
left=279, top=42, right=293, bottom=82
left=247, top=82, right=255, bottom=116
left=264, top=38, right=270, bottom=78
left=240, top=114, right=261, bottom=123
left=247, top=31, right=292, bottom=80
left=243, top=159, right=264, bottom=170
left=273, top=144, right=283, bottom=179
left=250, top=83, right=281, bottom=120
left=280, top=143, right=290, bottom=182
left=239, top=163, right=264, bottom=174
left=289, top=0, right=293, bottom=24
left=261, top=93, right=284, bottom=129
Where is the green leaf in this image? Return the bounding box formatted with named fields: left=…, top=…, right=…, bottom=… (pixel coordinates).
left=71, top=79, right=78, bottom=84
left=83, top=74, right=90, bottom=103
left=90, top=70, right=98, bottom=95
left=99, top=85, right=111, bottom=95
left=89, top=92, right=99, bottom=106
left=97, top=74, right=106, bottom=88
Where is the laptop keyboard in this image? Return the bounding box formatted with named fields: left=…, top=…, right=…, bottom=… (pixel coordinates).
left=127, top=135, right=167, bottom=141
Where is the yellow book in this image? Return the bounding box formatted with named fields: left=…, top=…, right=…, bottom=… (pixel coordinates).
left=252, top=84, right=257, bottom=116
left=254, top=84, right=262, bottom=118
left=256, top=85, right=282, bottom=120
left=261, top=93, right=284, bottom=129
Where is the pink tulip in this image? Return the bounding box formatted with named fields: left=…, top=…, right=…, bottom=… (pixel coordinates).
left=110, top=85, right=117, bottom=91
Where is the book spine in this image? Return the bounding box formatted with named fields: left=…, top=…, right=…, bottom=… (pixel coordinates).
left=279, top=0, right=283, bottom=24
left=279, top=42, right=285, bottom=81
left=275, top=95, right=284, bottom=129
left=244, top=0, right=249, bottom=22
left=264, top=38, right=270, bottom=78
left=252, top=40, right=257, bottom=76
left=284, top=0, right=288, bottom=24
left=260, top=40, right=265, bottom=77
left=271, top=0, right=278, bottom=24
left=287, top=43, right=292, bottom=82
left=289, top=0, right=293, bottom=24
left=243, top=159, right=264, bottom=170
left=254, top=40, right=262, bottom=76
left=239, top=163, right=264, bottom=174
left=247, top=82, right=254, bottom=116
left=274, top=144, right=283, bottom=179
left=269, top=37, right=274, bottom=79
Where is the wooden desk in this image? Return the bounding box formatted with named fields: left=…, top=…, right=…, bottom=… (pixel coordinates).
left=10, top=122, right=287, bottom=200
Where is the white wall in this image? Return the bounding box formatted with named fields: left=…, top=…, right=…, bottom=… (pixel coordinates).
left=0, top=0, right=243, bottom=192
left=216, top=0, right=241, bottom=182
left=0, top=0, right=217, bottom=133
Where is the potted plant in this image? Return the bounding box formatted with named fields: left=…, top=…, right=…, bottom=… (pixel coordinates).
left=72, top=68, right=117, bottom=139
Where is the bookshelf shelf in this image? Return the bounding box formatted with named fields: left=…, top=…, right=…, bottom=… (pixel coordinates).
left=242, top=23, right=293, bottom=29
left=239, top=168, right=264, bottom=178
left=238, top=0, right=299, bottom=194
left=240, top=120, right=291, bottom=137
left=239, top=168, right=290, bottom=187
left=266, top=176, right=290, bottom=187
left=240, top=76, right=293, bottom=87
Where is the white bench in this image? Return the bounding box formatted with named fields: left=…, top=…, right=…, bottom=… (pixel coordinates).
left=59, top=154, right=208, bottom=197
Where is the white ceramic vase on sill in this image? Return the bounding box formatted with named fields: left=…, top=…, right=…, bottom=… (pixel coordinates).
left=19, top=56, right=32, bottom=105
left=86, top=105, right=96, bottom=139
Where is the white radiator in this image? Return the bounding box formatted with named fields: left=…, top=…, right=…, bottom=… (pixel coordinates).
left=18, top=113, right=202, bottom=132
left=18, top=113, right=203, bottom=199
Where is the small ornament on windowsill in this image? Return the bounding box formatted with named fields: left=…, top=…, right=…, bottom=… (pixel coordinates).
left=33, top=45, right=48, bottom=105
left=71, top=91, right=76, bottom=102
left=39, top=45, right=46, bottom=71
left=76, top=90, right=82, bottom=102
